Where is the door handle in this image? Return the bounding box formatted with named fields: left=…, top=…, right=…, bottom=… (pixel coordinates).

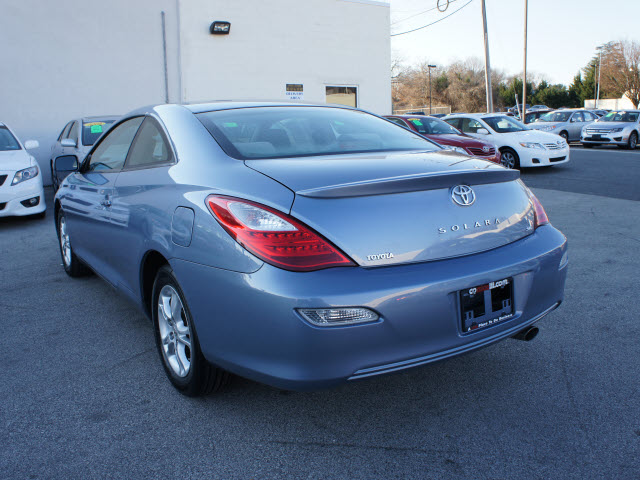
left=100, top=198, right=112, bottom=207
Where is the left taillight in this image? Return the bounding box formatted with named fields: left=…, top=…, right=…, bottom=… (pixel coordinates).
left=530, top=191, right=549, bottom=228
left=206, top=195, right=355, bottom=272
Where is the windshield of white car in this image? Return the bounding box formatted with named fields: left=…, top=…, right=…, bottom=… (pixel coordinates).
left=483, top=116, right=528, bottom=133
left=537, top=112, right=572, bottom=123
left=402, top=116, right=460, bottom=135
left=599, top=111, right=639, bottom=123
left=82, top=120, right=116, bottom=146
left=197, top=107, right=441, bottom=160
left=0, top=127, right=21, bottom=151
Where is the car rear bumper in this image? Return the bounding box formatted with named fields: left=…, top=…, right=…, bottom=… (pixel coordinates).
left=0, top=176, right=46, bottom=217
left=171, top=225, right=568, bottom=390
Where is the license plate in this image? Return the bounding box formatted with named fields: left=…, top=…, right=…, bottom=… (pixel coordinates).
left=591, top=134, right=602, bottom=139
left=460, top=278, right=514, bottom=333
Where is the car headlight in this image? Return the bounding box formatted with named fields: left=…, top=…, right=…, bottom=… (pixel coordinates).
left=443, top=145, right=468, bottom=155
left=11, top=166, right=39, bottom=185
left=519, top=142, right=545, bottom=150
left=610, top=128, right=623, bottom=133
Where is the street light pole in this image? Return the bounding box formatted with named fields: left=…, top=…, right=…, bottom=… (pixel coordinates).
left=596, top=46, right=603, bottom=108
left=481, top=0, right=493, bottom=113
left=522, top=0, right=528, bottom=124
left=428, top=64, right=437, bottom=114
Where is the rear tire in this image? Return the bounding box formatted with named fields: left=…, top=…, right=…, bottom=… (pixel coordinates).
left=56, top=210, right=90, bottom=277
left=500, top=148, right=520, bottom=169
left=152, top=265, right=229, bottom=396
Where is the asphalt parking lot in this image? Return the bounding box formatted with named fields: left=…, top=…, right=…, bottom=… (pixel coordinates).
left=1, top=147, right=639, bottom=479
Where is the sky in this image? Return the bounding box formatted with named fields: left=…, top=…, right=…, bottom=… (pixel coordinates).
left=387, top=0, right=640, bottom=86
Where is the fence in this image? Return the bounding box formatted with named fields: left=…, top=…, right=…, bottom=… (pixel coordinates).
left=392, top=105, right=451, bottom=115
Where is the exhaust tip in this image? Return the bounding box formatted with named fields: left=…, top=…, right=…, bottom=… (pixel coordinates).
left=512, top=326, right=539, bottom=341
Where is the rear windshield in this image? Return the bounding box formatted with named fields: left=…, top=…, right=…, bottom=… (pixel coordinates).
left=196, top=107, right=439, bottom=160
left=404, top=116, right=460, bottom=135
left=82, top=120, right=115, bottom=146
left=599, top=111, right=639, bottom=122
left=0, top=126, right=21, bottom=151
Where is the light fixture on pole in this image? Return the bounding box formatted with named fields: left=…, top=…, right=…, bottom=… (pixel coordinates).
left=428, top=64, right=437, bottom=115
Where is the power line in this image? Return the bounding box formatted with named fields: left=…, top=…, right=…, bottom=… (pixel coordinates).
left=391, top=0, right=475, bottom=37
left=390, top=0, right=460, bottom=26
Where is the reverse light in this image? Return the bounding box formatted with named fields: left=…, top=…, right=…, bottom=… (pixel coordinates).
left=298, top=308, right=379, bottom=327
left=206, top=195, right=355, bottom=271
left=12, top=166, right=39, bottom=185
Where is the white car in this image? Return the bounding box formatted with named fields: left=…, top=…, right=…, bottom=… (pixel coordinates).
left=0, top=123, right=45, bottom=218
left=444, top=113, right=570, bottom=169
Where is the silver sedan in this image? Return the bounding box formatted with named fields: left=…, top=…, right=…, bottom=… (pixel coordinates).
left=581, top=110, right=640, bottom=149
left=529, top=109, right=599, bottom=142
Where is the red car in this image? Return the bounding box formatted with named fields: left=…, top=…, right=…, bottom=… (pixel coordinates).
left=385, top=115, right=500, bottom=163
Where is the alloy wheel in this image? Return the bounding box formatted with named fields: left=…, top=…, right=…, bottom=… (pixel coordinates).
left=157, top=285, right=192, bottom=377
left=59, top=216, right=72, bottom=267
left=501, top=152, right=516, bottom=169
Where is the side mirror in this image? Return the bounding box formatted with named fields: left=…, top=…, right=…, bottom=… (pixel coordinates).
left=476, top=128, right=490, bottom=135
left=61, top=138, right=77, bottom=147
left=54, top=155, right=79, bottom=174
left=24, top=140, right=39, bottom=150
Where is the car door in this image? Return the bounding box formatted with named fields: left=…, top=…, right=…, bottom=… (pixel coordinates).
left=109, top=116, right=176, bottom=295
left=63, top=116, right=143, bottom=284
left=569, top=112, right=585, bottom=141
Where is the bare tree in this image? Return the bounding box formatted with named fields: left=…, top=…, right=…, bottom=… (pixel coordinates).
left=601, top=40, right=640, bottom=108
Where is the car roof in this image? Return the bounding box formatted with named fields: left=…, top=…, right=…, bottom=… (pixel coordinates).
left=183, top=101, right=356, bottom=114
left=80, top=115, right=121, bottom=123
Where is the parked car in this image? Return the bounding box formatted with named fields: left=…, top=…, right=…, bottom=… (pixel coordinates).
left=523, top=109, right=554, bottom=124
left=581, top=110, right=640, bottom=149
left=53, top=102, right=567, bottom=395
left=444, top=113, right=570, bottom=169
left=429, top=113, right=447, bottom=118
left=528, top=109, right=599, bottom=142
left=50, top=116, right=119, bottom=190
left=508, top=104, right=530, bottom=115
left=0, top=123, right=46, bottom=218
left=530, top=105, right=549, bottom=111
left=385, top=114, right=500, bottom=163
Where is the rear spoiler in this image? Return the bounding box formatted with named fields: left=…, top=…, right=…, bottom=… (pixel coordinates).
left=296, top=168, right=520, bottom=198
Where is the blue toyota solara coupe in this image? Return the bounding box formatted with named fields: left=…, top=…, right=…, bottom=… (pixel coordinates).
left=53, top=103, right=568, bottom=396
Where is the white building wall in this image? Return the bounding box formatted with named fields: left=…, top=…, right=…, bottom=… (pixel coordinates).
left=178, top=0, right=391, bottom=113
left=1, top=0, right=181, bottom=184
left=1, top=0, right=391, bottom=186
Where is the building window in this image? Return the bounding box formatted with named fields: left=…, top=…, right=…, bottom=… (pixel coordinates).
left=326, top=86, right=357, bottom=108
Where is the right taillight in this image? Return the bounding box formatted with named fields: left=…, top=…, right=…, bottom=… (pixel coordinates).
left=530, top=191, right=549, bottom=228
left=206, top=195, right=355, bottom=272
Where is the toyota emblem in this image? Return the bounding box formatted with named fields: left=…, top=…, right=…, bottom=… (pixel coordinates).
left=482, top=146, right=490, bottom=153
left=451, top=185, right=476, bottom=206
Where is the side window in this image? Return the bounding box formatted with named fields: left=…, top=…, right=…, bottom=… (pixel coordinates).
left=125, top=118, right=174, bottom=169
left=387, top=118, right=410, bottom=128
left=572, top=112, right=584, bottom=123
left=584, top=112, right=595, bottom=121
left=444, top=118, right=460, bottom=130
left=58, top=122, right=72, bottom=141
left=87, top=117, right=143, bottom=172
left=66, top=122, right=79, bottom=141
left=460, top=118, right=483, bottom=134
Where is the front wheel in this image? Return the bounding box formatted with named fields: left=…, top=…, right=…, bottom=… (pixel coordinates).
left=152, top=265, right=229, bottom=396
left=628, top=132, right=638, bottom=150
left=500, top=148, right=520, bottom=169
left=559, top=131, right=569, bottom=142
left=57, top=210, right=90, bottom=277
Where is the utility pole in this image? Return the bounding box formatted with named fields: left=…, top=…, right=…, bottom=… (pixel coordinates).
left=522, top=0, right=528, bottom=123
left=428, top=64, right=436, bottom=114
left=481, top=0, right=493, bottom=113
